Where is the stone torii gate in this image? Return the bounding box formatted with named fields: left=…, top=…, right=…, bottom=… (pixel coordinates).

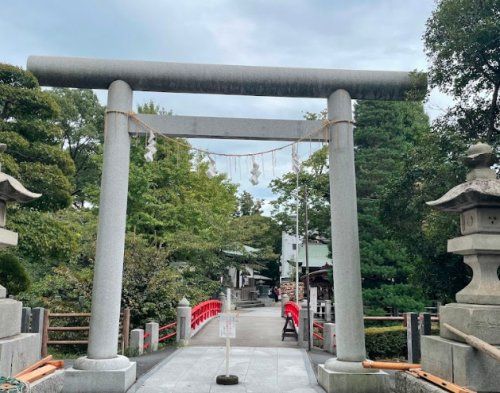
left=27, top=56, right=422, bottom=393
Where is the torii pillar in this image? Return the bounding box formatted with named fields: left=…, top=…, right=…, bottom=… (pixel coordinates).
left=27, top=55, right=424, bottom=393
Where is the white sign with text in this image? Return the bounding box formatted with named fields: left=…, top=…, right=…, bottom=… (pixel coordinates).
left=310, top=286, right=317, bottom=313
left=219, top=313, right=236, bottom=338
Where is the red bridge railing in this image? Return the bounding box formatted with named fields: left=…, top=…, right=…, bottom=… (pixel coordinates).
left=284, top=301, right=300, bottom=327
left=141, top=298, right=222, bottom=352
left=313, top=321, right=324, bottom=341
left=191, top=299, right=222, bottom=331
left=158, top=322, right=177, bottom=343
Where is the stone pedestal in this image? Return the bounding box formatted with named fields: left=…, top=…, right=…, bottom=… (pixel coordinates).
left=318, top=362, right=388, bottom=393
left=421, top=336, right=500, bottom=392
left=63, top=360, right=136, bottom=393
left=0, top=287, right=41, bottom=376
left=30, top=369, right=64, bottom=393
left=439, top=303, right=500, bottom=344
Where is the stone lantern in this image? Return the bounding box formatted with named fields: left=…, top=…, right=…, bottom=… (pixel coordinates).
left=421, top=142, right=500, bottom=392
left=0, top=145, right=41, bottom=376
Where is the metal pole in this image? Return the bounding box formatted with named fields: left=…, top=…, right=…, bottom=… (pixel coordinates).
left=295, top=171, right=300, bottom=304
left=304, top=186, right=311, bottom=351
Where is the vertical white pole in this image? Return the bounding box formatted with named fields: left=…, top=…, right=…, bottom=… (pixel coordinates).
left=226, top=288, right=231, bottom=377
left=326, top=89, right=366, bottom=365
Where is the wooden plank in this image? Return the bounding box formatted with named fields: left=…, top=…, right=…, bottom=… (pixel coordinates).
left=17, top=364, right=57, bottom=383
left=49, top=312, right=91, bottom=317
left=47, top=340, right=88, bottom=345
left=41, top=309, right=49, bottom=357
left=14, top=355, right=53, bottom=378
left=443, top=323, right=500, bottom=362
left=122, top=308, right=130, bottom=351
left=48, top=326, right=90, bottom=331
left=406, top=370, right=476, bottom=393
left=362, top=360, right=420, bottom=371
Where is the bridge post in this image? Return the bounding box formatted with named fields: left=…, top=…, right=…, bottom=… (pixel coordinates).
left=281, top=294, right=289, bottom=318
left=145, top=322, right=159, bottom=353
left=318, top=89, right=388, bottom=393
left=64, top=80, right=136, bottom=393
left=176, top=297, right=191, bottom=346
left=130, top=329, right=144, bottom=356
left=298, top=300, right=313, bottom=348
left=324, top=300, right=332, bottom=322
left=219, top=292, right=226, bottom=313
left=323, top=323, right=336, bottom=354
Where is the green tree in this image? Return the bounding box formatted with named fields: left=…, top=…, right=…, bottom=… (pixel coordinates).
left=379, top=0, right=500, bottom=303
left=424, top=0, right=500, bottom=142
left=272, top=101, right=430, bottom=312
left=238, top=191, right=263, bottom=216
left=0, top=64, right=75, bottom=211
left=49, top=88, right=105, bottom=207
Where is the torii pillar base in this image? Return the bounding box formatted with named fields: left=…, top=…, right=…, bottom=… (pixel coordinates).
left=63, top=357, right=136, bottom=393
left=318, top=361, right=389, bottom=393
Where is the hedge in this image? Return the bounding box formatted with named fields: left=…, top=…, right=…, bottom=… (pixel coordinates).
left=365, top=325, right=439, bottom=360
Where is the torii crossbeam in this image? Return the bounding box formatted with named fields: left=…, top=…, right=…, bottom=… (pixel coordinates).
left=27, top=55, right=424, bottom=393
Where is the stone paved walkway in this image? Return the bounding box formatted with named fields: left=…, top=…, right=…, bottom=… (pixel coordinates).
left=130, top=346, right=323, bottom=393
left=128, top=306, right=324, bottom=392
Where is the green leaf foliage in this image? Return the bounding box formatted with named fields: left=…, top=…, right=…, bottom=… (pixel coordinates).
left=0, top=253, right=30, bottom=295
left=272, top=100, right=430, bottom=312
left=0, top=63, right=75, bottom=211
left=424, top=0, right=500, bottom=142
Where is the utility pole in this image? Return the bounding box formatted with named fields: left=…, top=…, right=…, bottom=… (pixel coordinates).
left=304, top=186, right=311, bottom=351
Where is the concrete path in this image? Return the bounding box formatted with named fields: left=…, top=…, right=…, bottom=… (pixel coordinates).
left=189, top=305, right=298, bottom=348
left=130, top=346, right=324, bottom=393
left=128, top=306, right=325, bottom=392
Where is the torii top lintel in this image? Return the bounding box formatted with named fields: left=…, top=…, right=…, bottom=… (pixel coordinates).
left=27, top=56, right=420, bottom=100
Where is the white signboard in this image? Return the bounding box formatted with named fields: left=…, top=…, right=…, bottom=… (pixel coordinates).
left=219, top=313, right=236, bottom=338
left=310, top=286, right=317, bottom=314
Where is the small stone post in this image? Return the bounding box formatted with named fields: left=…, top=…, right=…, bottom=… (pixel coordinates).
left=31, top=307, right=44, bottom=333
left=145, top=322, right=159, bottom=353
left=130, top=329, right=144, bottom=356
left=298, top=300, right=313, bottom=348
left=281, top=294, right=290, bottom=318
left=21, top=307, right=31, bottom=333
left=323, top=323, right=336, bottom=354
left=324, top=300, right=332, bottom=322
left=219, top=292, right=226, bottom=314
left=176, top=297, right=191, bottom=346
left=406, top=312, right=420, bottom=363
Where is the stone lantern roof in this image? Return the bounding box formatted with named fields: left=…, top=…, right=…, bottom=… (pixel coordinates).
left=427, top=142, right=500, bottom=212
left=0, top=172, right=41, bottom=203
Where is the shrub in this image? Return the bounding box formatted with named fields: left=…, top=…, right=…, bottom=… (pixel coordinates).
left=365, top=326, right=408, bottom=360
left=0, top=253, right=30, bottom=295
left=365, top=325, right=439, bottom=360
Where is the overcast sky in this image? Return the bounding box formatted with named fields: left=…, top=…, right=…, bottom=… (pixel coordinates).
left=1, top=0, right=451, bottom=213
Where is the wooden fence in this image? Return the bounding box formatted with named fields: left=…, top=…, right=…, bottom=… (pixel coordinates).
left=41, top=308, right=130, bottom=357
